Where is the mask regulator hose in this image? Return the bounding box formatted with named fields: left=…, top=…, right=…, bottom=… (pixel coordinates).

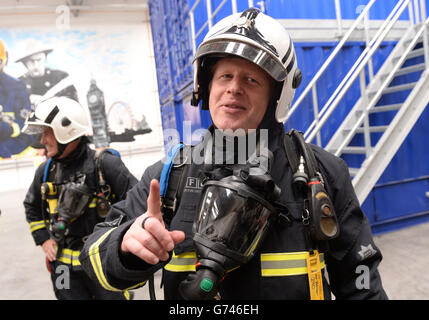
left=179, top=257, right=225, bottom=300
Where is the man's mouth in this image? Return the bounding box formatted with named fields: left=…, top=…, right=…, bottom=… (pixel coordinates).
left=221, top=104, right=246, bottom=111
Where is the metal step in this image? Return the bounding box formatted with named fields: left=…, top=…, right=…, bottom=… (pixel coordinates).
left=343, top=125, right=388, bottom=135
left=369, top=104, right=402, bottom=113
left=406, top=47, right=425, bottom=59
left=380, top=63, right=426, bottom=80
left=371, top=81, right=417, bottom=95
left=394, top=63, right=426, bottom=76
left=356, top=125, right=388, bottom=133
left=341, top=146, right=368, bottom=154
left=392, top=48, right=424, bottom=63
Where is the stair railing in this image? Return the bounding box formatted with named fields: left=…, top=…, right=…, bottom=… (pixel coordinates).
left=335, top=15, right=428, bottom=158
left=286, top=0, right=377, bottom=144
left=303, top=0, right=414, bottom=147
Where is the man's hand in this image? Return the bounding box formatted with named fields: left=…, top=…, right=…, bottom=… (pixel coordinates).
left=42, top=238, right=58, bottom=262
left=121, top=179, right=185, bottom=265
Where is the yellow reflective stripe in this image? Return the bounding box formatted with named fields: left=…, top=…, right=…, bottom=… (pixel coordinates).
left=123, top=290, right=131, bottom=300
left=10, top=122, right=20, bottom=138
left=89, top=228, right=121, bottom=291
left=164, top=251, right=196, bottom=272
left=88, top=228, right=146, bottom=292
left=29, top=220, right=49, bottom=233
left=88, top=198, right=97, bottom=208
left=58, top=249, right=81, bottom=266
left=260, top=251, right=325, bottom=277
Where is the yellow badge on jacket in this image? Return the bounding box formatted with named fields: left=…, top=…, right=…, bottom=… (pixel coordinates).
left=306, top=250, right=324, bottom=300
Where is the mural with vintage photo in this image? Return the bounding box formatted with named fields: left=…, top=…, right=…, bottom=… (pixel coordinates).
left=0, top=26, right=161, bottom=159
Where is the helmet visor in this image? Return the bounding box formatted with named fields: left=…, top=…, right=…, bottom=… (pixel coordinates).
left=194, top=184, right=275, bottom=261
left=22, top=112, right=48, bottom=135
left=195, top=40, right=286, bottom=82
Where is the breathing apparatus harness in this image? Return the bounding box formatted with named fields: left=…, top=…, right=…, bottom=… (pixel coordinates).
left=40, top=148, right=120, bottom=249
left=152, top=130, right=339, bottom=300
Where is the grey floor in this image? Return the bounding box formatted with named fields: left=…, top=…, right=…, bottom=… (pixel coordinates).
left=1, top=188, right=428, bottom=300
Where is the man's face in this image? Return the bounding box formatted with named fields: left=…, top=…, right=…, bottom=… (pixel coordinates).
left=40, top=127, right=58, bottom=158
left=23, top=52, right=46, bottom=77
left=208, top=57, right=273, bottom=134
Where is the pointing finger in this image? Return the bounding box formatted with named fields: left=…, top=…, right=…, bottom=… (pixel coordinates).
left=146, top=179, right=163, bottom=222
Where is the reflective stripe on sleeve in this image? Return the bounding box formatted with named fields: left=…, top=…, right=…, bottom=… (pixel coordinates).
left=88, top=228, right=122, bottom=291
left=88, top=228, right=146, bottom=292
left=260, top=251, right=325, bottom=277
left=164, top=251, right=196, bottom=272
left=10, top=122, right=21, bottom=138
left=29, top=220, right=49, bottom=233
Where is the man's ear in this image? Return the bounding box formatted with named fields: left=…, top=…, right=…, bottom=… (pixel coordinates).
left=292, top=68, right=302, bottom=89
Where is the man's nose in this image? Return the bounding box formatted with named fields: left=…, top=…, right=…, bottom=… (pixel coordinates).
left=226, top=78, right=243, bottom=95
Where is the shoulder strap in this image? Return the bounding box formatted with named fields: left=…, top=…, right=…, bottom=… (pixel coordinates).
left=283, top=131, right=300, bottom=174
left=160, top=144, right=192, bottom=225
left=94, top=148, right=121, bottom=193
left=284, top=129, right=320, bottom=179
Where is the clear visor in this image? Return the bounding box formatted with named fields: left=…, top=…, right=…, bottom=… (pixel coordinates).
left=22, top=112, right=48, bottom=135
left=194, top=185, right=274, bottom=260
left=195, top=40, right=287, bottom=82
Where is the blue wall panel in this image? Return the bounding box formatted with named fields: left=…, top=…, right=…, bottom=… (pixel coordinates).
left=148, top=1, right=174, bottom=104
left=264, top=0, right=413, bottom=20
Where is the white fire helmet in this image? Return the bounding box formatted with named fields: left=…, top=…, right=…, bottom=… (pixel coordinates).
left=23, top=96, right=91, bottom=144
left=191, top=8, right=302, bottom=123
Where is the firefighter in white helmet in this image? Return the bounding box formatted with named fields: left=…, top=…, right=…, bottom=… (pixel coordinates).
left=80, top=9, right=387, bottom=300
left=23, top=96, right=138, bottom=300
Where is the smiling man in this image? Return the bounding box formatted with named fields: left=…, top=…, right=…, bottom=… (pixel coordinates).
left=79, top=8, right=387, bottom=300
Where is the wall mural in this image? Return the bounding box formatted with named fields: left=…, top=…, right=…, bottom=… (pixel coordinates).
left=0, top=26, right=159, bottom=160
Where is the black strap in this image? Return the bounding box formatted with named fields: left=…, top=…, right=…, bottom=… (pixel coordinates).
left=94, top=148, right=121, bottom=195
left=94, top=149, right=109, bottom=190
left=161, top=145, right=192, bottom=225
left=283, top=131, right=300, bottom=174
left=285, top=129, right=321, bottom=179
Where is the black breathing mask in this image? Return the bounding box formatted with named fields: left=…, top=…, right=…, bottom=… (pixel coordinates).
left=51, top=174, right=92, bottom=241
left=179, top=151, right=281, bottom=300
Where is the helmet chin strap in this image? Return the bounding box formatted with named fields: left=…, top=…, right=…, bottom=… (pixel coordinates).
left=52, top=142, right=68, bottom=159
